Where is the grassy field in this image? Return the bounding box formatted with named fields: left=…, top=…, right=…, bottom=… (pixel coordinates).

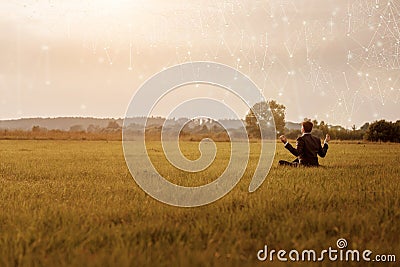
left=0, top=140, right=399, bottom=266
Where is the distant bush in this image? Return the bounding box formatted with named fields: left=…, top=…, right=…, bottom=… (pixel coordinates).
left=365, top=120, right=400, bottom=142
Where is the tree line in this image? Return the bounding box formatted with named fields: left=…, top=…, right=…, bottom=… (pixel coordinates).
left=1, top=102, right=398, bottom=142
left=245, top=101, right=399, bottom=142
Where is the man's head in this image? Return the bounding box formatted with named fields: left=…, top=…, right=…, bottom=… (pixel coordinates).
left=301, top=121, right=313, bottom=133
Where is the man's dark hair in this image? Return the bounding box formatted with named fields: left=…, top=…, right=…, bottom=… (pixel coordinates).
left=302, top=121, right=313, bottom=133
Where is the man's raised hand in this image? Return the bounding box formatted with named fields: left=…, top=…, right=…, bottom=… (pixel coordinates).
left=279, top=135, right=287, bottom=144
left=324, top=134, right=331, bottom=143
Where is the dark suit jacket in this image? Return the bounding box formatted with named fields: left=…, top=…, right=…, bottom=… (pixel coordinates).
left=285, top=133, right=328, bottom=166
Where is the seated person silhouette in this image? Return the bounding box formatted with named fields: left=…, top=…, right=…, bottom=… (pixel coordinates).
left=279, top=121, right=330, bottom=167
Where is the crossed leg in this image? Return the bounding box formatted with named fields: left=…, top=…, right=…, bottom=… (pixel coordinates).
left=278, top=158, right=299, bottom=167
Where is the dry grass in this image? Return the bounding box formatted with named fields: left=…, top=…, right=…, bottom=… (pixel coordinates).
left=0, top=140, right=399, bottom=266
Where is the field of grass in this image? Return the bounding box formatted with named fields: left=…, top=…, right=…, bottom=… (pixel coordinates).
left=0, top=140, right=399, bottom=266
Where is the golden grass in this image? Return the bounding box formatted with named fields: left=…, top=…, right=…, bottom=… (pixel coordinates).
left=0, top=140, right=399, bottom=266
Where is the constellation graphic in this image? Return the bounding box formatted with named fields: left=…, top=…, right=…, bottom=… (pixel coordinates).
left=346, top=0, right=400, bottom=70
left=3, top=0, right=399, bottom=125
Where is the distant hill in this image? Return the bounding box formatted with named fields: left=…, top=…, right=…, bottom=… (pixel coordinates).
left=0, top=117, right=123, bottom=131
left=0, top=117, right=301, bottom=131
left=285, top=121, right=301, bottom=130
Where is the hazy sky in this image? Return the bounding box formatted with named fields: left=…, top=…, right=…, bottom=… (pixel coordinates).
left=0, top=0, right=399, bottom=127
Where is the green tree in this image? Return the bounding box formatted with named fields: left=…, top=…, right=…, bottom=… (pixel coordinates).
left=245, top=109, right=261, bottom=139
left=360, top=122, right=370, bottom=132
left=312, top=119, right=318, bottom=128
left=365, top=120, right=395, bottom=142
left=245, top=100, right=286, bottom=138
left=319, top=120, right=329, bottom=135
left=394, top=120, right=400, bottom=142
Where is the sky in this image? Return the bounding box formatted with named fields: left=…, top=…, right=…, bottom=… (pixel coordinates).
left=0, top=0, right=399, bottom=128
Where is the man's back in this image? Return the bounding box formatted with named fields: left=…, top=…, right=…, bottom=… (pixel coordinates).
left=285, top=133, right=328, bottom=166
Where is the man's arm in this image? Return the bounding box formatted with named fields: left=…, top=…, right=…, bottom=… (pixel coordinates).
left=279, top=135, right=302, bottom=157
left=318, top=134, right=330, bottom=158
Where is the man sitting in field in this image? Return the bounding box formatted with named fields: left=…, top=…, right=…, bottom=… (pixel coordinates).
left=279, top=121, right=330, bottom=167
